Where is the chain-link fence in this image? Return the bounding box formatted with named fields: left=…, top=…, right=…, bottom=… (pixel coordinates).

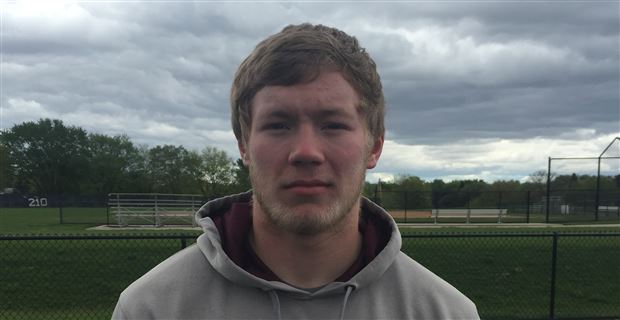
left=367, top=189, right=620, bottom=224
left=0, top=194, right=212, bottom=226
left=401, top=232, right=620, bottom=320
left=1, top=232, right=618, bottom=319
left=0, top=194, right=110, bottom=225
left=3, top=190, right=618, bottom=225
left=0, top=234, right=197, bottom=320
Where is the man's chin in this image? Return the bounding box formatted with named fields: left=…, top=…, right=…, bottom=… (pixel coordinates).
left=283, top=202, right=336, bottom=216
left=268, top=203, right=350, bottom=235
left=276, top=215, right=338, bottom=236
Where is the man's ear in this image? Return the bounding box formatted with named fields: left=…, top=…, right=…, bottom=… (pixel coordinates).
left=366, top=135, right=384, bottom=169
left=238, top=139, right=250, bottom=166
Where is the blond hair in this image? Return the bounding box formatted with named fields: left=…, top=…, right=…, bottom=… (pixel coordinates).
left=230, top=23, right=385, bottom=143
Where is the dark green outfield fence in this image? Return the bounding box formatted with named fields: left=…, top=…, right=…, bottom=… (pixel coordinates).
left=2, top=189, right=618, bottom=225
left=1, top=232, right=618, bottom=320
left=372, top=189, right=620, bottom=224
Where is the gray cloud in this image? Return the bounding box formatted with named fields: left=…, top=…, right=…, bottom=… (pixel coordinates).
left=352, top=2, right=620, bottom=144
left=3, top=1, right=618, bottom=181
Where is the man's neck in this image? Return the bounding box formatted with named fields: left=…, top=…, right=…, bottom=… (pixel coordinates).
left=250, top=205, right=362, bottom=289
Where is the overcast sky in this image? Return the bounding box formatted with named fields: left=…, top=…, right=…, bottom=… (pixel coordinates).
left=2, top=1, right=619, bottom=183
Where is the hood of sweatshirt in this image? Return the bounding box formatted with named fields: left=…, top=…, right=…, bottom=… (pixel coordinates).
left=194, top=191, right=402, bottom=318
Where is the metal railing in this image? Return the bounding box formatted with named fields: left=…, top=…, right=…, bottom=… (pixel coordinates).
left=108, top=193, right=206, bottom=227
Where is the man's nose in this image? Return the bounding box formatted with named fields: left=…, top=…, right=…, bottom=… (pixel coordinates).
left=288, top=125, right=325, bottom=165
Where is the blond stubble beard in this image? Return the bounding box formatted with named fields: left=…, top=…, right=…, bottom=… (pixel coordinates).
left=249, top=162, right=367, bottom=236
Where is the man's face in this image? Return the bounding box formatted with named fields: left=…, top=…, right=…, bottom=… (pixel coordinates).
left=239, top=71, right=383, bottom=235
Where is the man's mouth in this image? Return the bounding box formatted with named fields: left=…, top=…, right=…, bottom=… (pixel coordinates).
left=283, top=180, right=332, bottom=194
left=285, top=180, right=331, bottom=188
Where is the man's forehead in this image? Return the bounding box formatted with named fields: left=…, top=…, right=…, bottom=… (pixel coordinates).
left=251, top=73, right=360, bottom=116
left=258, top=71, right=356, bottom=95
left=256, top=106, right=358, bottom=120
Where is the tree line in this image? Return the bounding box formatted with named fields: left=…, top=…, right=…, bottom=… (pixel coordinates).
left=1, top=118, right=617, bottom=207
left=0, top=118, right=249, bottom=199
left=364, top=173, right=620, bottom=210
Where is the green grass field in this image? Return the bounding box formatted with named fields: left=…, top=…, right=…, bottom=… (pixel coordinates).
left=1, top=207, right=619, bottom=320
left=0, top=207, right=202, bottom=235
left=1, top=237, right=194, bottom=319
left=402, top=234, right=620, bottom=320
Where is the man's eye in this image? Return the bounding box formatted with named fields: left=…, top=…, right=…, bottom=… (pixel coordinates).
left=266, top=123, right=289, bottom=130
left=323, top=123, right=348, bottom=130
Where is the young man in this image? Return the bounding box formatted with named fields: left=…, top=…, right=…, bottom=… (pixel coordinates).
left=113, top=23, right=479, bottom=319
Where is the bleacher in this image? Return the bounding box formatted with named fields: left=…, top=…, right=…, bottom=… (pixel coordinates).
left=108, top=193, right=206, bottom=227
left=431, top=208, right=508, bottom=223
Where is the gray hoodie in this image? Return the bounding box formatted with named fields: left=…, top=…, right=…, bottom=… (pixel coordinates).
left=112, top=192, right=479, bottom=319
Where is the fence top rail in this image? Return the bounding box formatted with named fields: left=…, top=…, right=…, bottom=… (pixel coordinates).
left=375, top=188, right=617, bottom=193
left=2, top=232, right=619, bottom=241
left=109, top=200, right=204, bottom=205
left=0, top=234, right=200, bottom=241
left=113, top=210, right=195, bottom=214
left=108, top=201, right=203, bottom=207
left=402, top=232, right=620, bottom=238
left=108, top=193, right=204, bottom=197
left=112, top=207, right=197, bottom=210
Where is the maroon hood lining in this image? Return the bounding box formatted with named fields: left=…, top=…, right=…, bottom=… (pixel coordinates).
left=209, top=201, right=391, bottom=284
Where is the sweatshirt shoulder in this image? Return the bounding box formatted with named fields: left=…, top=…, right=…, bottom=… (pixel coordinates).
left=127, top=243, right=208, bottom=289
left=112, top=244, right=214, bottom=319
left=386, top=252, right=479, bottom=319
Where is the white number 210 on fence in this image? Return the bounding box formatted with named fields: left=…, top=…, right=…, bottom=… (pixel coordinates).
left=28, top=197, right=48, bottom=207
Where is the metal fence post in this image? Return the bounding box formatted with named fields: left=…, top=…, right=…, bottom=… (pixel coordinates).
left=433, top=192, right=438, bottom=224
left=498, top=191, right=503, bottom=224
left=549, top=232, right=559, bottom=320
left=153, top=193, right=160, bottom=227
left=546, top=157, right=551, bottom=224
left=595, top=157, right=601, bottom=221
left=526, top=191, right=531, bottom=224
left=466, top=192, right=471, bottom=224
left=59, top=196, right=64, bottom=224
left=191, top=195, right=197, bottom=227
left=404, top=191, right=408, bottom=223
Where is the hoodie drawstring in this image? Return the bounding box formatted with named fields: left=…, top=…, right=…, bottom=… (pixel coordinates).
left=339, top=285, right=355, bottom=320
left=268, top=290, right=281, bottom=320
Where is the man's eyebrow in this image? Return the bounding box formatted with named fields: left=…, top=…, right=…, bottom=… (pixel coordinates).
left=257, top=107, right=356, bottom=120
left=314, top=108, right=356, bottom=120
left=261, top=110, right=292, bottom=119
